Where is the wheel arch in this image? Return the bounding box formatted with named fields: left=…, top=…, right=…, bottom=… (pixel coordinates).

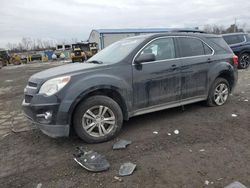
left=68, top=86, right=129, bottom=129
left=215, top=70, right=235, bottom=92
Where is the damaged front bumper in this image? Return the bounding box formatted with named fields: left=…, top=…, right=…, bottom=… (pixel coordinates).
left=22, top=100, right=69, bottom=138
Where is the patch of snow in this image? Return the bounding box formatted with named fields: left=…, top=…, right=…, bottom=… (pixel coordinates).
left=204, top=180, right=209, bottom=185
left=174, top=130, right=179, bottom=135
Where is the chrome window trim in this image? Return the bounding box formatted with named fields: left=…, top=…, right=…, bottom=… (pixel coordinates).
left=132, top=36, right=215, bottom=65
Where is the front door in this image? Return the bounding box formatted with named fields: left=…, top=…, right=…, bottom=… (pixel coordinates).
left=132, top=37, right=182, bottom=112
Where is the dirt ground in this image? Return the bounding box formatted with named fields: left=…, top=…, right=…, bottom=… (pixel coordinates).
left=0, top=62, right=249, bottom=188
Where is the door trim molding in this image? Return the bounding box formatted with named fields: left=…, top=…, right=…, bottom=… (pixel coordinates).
left=132, top=96, right=206, bottom=117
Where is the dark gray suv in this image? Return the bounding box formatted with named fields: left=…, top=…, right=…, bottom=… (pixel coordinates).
left=22, top=33, right=238, bottom=143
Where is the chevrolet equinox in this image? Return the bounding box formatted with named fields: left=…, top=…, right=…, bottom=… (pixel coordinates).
left=22, top=33, right=238, bottom=143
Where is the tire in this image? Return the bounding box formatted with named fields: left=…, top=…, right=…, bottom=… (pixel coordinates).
left=238, top=53, right=250, bottom=69
left=206, top=78, right=230, bottom=107
left=73, top=95, right=123, bottom=143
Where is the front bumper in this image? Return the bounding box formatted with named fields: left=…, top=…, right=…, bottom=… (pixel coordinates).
left=22, top=100, right=69, bottom=138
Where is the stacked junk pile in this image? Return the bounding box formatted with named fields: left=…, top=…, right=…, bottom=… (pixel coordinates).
left=0, top=42, right=98, bottom=69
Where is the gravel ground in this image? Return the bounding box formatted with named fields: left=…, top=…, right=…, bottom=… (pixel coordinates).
left=0, top=62, right=249, bottom=188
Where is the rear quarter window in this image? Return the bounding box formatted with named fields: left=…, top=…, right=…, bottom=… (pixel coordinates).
left=223, top=35, right=246, bottom=45
left=207, top=37, right=232, bottom=54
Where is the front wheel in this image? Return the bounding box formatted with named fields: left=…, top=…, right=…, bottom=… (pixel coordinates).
left=238, top=53, right=250, bottom=69
left=206, top=78, right=230, bottom=107
left=73, top=95, right=123, bottom=143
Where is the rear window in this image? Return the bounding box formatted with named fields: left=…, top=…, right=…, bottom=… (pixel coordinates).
left=222, top=35, right=246, bottom=45
left=177, top=37, right=213, bottom=57
left=207, top=37, right=232, bottom=54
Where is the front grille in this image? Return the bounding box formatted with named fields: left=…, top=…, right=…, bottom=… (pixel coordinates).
left=28, top=82, right=37, bottom=88
left=25, top=95, right=33, bottom=103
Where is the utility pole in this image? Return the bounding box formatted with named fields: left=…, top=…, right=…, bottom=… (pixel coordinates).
left=234, top=18, right=237, bottom=32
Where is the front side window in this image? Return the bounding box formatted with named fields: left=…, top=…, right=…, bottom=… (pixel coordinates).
left=140, top=38, right=175, bottom=61
left=178, top=37, right=208, bottom=57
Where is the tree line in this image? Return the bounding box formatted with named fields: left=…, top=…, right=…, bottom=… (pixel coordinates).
left=6, top=38, right=78, bottom=53
left=203, top=23, right=248, bottom=34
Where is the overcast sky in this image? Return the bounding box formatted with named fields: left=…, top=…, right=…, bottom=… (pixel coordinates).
left=0, top=0, right=250, bottom=48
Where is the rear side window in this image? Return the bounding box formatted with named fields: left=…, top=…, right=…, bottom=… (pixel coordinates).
left=207, top=37, right=232, bottom=54
left=177, top=37, right=212, bottom=57
left=223, top=35, right=246, bottom=45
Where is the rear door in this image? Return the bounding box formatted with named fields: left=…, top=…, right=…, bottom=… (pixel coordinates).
left=176, top=37, right=214, bottom=100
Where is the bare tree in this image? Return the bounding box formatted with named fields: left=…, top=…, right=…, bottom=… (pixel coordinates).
left=21, top=37, right=32, bottom=50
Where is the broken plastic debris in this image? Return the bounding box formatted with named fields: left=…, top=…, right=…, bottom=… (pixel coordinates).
left=244, top=99, right=248, bottom=102
left=224, top=181, right=247, bottom=188
left=204, top=180, right=209, bottom=185
left=36, top=183, right=42, bottom=188
left=114, top=176, right=123, bottom=182
left=174, top=130, right=179, bottom=135
left=73, top=147, right=110, bottom=172
left=167, top=133, right=171, bottom=136
left=113, top=139, right=132, bottom=150
left=119, top=162, right=136, bottom=176
left=153, top=131, right=158, bottom=134
left=199, top=149, right=205, bottom=152
left=231, top=114, right=238, bottom=117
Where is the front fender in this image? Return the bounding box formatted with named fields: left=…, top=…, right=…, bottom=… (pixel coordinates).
left=56, top=74, right=132, bottom=125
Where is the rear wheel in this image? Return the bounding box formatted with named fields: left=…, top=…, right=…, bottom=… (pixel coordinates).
left=206, top=78, right=230, bottom=107
left=238, top=53, right=250, bottom=69
left=73, top=95, right=123, bottom=143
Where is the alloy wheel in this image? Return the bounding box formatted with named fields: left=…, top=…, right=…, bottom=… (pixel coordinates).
left=214, top=83, right=229, bottom=105
left=82, top=105, right=116, bottom=137
left=239, top=54, right=250, bottom=69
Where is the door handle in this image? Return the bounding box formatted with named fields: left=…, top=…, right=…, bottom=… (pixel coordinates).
left=207, top=58, right=212, bottom=63
left=171, top=64, right=177, bottom=70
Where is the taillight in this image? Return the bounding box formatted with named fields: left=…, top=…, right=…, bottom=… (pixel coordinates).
left=233, top=55, right=238, bottom=66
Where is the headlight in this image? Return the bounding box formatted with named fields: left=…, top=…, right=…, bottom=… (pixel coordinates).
left=39, top=76, right=71, bottom=96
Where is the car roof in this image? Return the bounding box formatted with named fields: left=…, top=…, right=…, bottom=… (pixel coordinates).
left=222, top=32, right=246, bottom=36
left=140, top=32, right=220, bottom=39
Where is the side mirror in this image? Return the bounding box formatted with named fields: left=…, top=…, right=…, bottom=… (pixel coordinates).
left=134, top=53, right=156, bottom=64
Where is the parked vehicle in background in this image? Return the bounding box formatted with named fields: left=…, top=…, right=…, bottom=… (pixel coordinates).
left=9, top=54, right=21, bottom=65
left=22, top=33, right=238, bottom=143
left=71, top=42, right=98, bottom=62
left=0, top=49, right=10, bottom=67
left=222, top=33, right=250, bottom=69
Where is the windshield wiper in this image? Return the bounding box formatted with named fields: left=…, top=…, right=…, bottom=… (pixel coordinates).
left=87, top=60, right=103, bottom=64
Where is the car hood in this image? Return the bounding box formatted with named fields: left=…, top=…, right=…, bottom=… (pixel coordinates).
left=30, top=63, right=106, bottom=83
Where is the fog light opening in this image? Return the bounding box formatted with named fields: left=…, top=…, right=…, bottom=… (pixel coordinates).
left=36, top=111, right=53, bottom=123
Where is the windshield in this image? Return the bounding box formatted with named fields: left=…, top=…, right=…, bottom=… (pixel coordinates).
left=87, top=37, right=145, bottom=64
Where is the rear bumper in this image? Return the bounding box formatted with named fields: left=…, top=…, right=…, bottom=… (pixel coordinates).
left=22, top=100, right=69, bottom=137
